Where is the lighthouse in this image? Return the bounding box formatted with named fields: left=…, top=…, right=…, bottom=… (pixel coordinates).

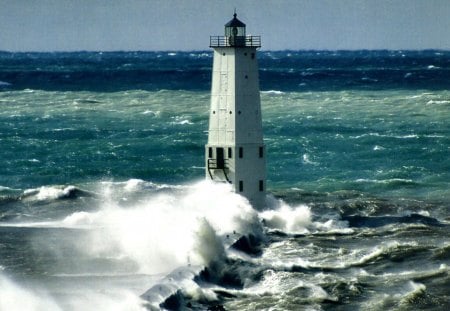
left=205, top=13, right=266, bottom=209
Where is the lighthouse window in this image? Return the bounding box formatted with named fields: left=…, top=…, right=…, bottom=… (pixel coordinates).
left=222, top=53, right=226, bottom=56
left=259, top=146, right=264, bottom=158
left=208, top=147, right=213, bottom=158
left=251, top=53, right=255, bottom=59
left=239, top=147, right=243, bottom=158
left=239, top=181, right=243, bottom=192
left=259, top=180, right=264, bottom=191
left=245, top=75, right=248, bottom=79
left=228, top=147, right=232, bottom=158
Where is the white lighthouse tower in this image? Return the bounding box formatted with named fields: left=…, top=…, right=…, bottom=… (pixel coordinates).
left=205, top=13, right=266, bottom=209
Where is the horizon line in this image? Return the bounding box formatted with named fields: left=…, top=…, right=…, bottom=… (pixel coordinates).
left=1, top=48, right=449, bottom=54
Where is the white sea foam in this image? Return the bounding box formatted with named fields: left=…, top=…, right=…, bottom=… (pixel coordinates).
left=262, top=240, right=419, bottom=272
left=23, top=185, right=78, bottom=201
left=363, top=280, right=427, bottom=310
left=260, top=202, right=312, bottom=234
left=350, top=131, right=423, bottom=140
left=302, top=153, right=319, bottom=165
left=356, top=178, right=415, bottom=185
left=312, top=219, right=354, bottom=234
left=123, top=178, right=146, bottom=192
left=170, top=115, right=193, bottom=125
left=101, top=179, right=177, bottom=193
left=426, top=99, right=450, bottom=105
left=261, top=90, right=284, bottom=95
left=381, top=264, right=448, bottom=281
left=261, top=197, right=352, bottom=235
left=237, top=269, right=337, bottom=308
left=0, top=186, right=19, bottom=191
left=399, top=281, right=426, bottom=305
left=141, top=109, right=160, bottom=116
left=404, top=72, right=413, bottom=78
left=352, top=241, right=418, bottom=267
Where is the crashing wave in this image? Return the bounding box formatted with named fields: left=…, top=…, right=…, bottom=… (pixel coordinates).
left=21, top=185, right=96, bottom=202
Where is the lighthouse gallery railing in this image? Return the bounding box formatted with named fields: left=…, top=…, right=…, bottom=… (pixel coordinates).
left=210, top=36, right=261, bottom=48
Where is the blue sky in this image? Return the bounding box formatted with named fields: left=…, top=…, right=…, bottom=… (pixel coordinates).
left=1, top=0, right=449, bottom=51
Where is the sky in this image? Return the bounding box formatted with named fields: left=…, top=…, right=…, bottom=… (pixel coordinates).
left=1, top=0, right=449, bottom=51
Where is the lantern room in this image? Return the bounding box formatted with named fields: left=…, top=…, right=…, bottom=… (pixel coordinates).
left=210, top=13, right=260, bottom=48
left=225, top=13, right=246, bottom=37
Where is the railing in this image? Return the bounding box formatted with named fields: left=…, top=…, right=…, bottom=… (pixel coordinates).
left=207, top=158, right=231, bottom=183
left=210, top=36, right=261, bottom=48
left=207, top=158, right=229, bottom=170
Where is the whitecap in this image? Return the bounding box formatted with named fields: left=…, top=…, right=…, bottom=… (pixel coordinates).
left=261, top=90, right=284, bottom=95
left=424, top=134, right=445, bottom=138
left=123, top=179, right=144, bottom=192
left=260, top=203, right=312, bottom=234
left=393, top=134, right=419, bottom=139
left=62, top=211, right=96, bottom=227
left=141, top=109, right=160, bottom=116
left=356, top=178, right=415, bottom=185
left=426, top=99, right=450, bottom=105
left=361, top=77, right=378, bottom=82
left=178, top=119, right=193, bottom=125
left=302, top=153, right=318, bottom=165
left=244, top=269, right=337, bottom=302
left=0, top=186, right=20, bottom=191
left=22, top=185, right=79, bottom=201
left=313, top=219, right=353, bottom=234
left=171, top=118, right=193, bottom=125
left=398, top=281, right=427, bottom=306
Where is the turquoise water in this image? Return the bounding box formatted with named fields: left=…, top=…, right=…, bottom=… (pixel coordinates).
left=264, top=89, right=449, bottom=200
left=1, top=88, right=448, bottom=200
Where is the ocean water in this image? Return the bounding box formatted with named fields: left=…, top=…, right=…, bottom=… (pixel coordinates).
left=0, top=50, right=449, bottom=310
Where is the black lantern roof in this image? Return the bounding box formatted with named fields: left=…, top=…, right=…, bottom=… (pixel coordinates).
left=225, top=13, right=246, bottom=28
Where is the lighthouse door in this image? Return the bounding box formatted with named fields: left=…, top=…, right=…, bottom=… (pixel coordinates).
left=216, top=147, right=225, bottom=169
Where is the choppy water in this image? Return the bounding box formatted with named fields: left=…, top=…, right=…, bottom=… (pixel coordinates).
left=0, top=51, right=449, bottom=310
